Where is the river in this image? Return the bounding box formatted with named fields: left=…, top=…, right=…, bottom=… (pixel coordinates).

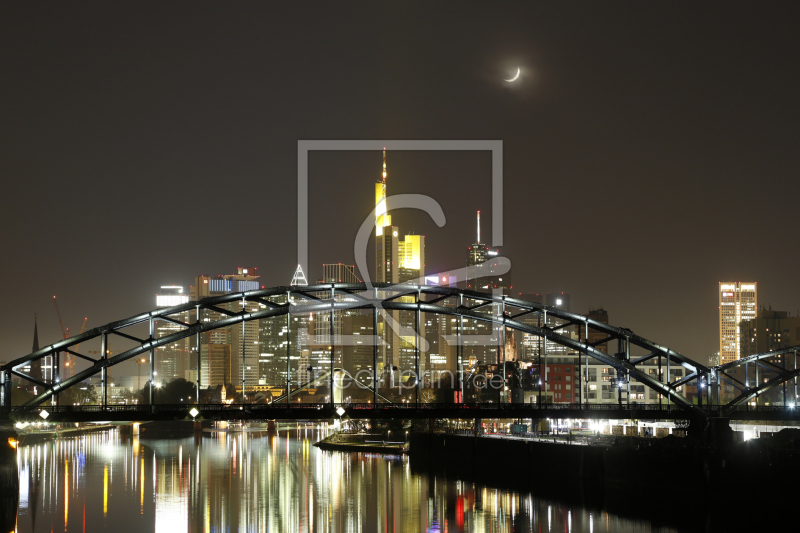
left=12, top=427, right=684, bottom=533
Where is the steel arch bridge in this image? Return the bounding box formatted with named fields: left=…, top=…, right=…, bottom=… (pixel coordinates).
left=2, top=283, right=798, bottom=421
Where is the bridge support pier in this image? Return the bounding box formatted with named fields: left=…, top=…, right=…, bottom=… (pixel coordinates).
left=267, top=419, right=277, bottom=433
left=687, top=417, right=734, bottom=448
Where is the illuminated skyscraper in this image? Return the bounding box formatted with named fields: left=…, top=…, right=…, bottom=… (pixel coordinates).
left=154, top=286, right=191, bottom=382
left=372, top=150, right=427, bottom=383
left=191, top=268, right=261, bottom=391
left=374, top=149, right=426, bottom=284
left=465, top=210, right=510, bottom=293
left=719, top=282, right=757, bottom=365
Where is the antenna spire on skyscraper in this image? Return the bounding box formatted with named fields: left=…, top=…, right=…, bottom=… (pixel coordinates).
left=477, top=210, right=481, bottom=243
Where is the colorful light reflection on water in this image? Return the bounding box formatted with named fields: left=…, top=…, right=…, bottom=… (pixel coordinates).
left=13, top=428, right=680, bottom=532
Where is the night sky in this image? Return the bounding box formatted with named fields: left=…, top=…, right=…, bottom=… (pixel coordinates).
left=2, top=3, right=799, bottom=369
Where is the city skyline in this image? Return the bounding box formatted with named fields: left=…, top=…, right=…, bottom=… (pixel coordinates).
left=4, top=5, right=800, bottom=533
left=3, top=3, right=800, bottom=365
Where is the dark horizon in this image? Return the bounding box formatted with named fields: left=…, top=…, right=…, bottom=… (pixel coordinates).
left=2, top=3, right=800, bottom=368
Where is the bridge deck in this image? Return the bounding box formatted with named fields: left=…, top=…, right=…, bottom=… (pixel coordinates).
left=5, top=403, right=799, bottom=423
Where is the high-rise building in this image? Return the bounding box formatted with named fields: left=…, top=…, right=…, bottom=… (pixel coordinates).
left=719, top=282, right=757, bottom=365
left=191, top=268, right=261, bottom=391
left=374, top=149, right=426, bottom=284
left=154, top=286, right=191, bottom=382
left=200, top=344, right=231, bottom=389
left=372, top=150, right=427, bottom=383
left=740, top=309, right=800, bottom=356
left=341, top=312, right=374, bottom=386
left=735, top=308, right=800, bottom=404
left=465, top=211, right=510, bottom=294
left=257, top=266, right=317, bottom=390
left=578, top=308, right=610, bottom=353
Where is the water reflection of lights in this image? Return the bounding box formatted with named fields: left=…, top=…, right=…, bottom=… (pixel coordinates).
left=13, top=427, right=667, bottom=533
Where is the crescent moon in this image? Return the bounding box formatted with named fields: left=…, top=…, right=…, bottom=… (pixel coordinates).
left=505, top=67, right=520, bottom=82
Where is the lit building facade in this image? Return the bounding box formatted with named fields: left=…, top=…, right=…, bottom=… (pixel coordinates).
left=191, top=268, right=261, bottom=390
left=372, top=150, right=427, bottom=384
left=465, top=211, right=510, bottom=294
left=154, top=285, right=191, bottom=382
left=374, top=149, right=426, bottom=284
left=719, top=282, right=757, bottom=365
left=740, top=309, right=800, bottom=356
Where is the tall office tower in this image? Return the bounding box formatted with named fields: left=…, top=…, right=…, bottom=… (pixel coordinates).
left=425, top=312, right=458, bottom=384
left=257, top=298, right=286, bottom=387
left=200, top=344, right=231, bottom=388
left=191, top=268, right=261, bottom=391
left=578, top=308, right=610, bottom=353
left=375, top=148, right=398, bottom=284
left=256, top=265, right=313, bottom=390
left=740, top=309, right=800, bottom=356
left=719, top=282, right=757, bottom=365
left=372, top=149, right=428, bottom=381
left=154, top=286, right=191, bottom=382
left=322, top=264, right=361, bottom=284
left=341, top=312, right=374, bottom=387
left=516, top=293, right=577, bottom=359
left=397, top=234, right=425, bottom=283
left=374, top=149, right=426, bottom=284
left=465, top=211, right=510, bottom=294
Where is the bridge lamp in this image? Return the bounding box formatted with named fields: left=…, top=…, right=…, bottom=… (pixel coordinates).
left=39, top=409, right=49, bottom=420
left=336, top=407, right=345, bottom=417
left=189, top=407, right=199, bottom=419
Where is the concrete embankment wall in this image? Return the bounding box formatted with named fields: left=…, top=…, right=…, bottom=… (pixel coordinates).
left=409, top=433, right=706, bottom=508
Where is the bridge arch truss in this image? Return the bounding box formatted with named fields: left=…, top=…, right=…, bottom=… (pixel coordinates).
left=2, top=283, right=797, bottom=419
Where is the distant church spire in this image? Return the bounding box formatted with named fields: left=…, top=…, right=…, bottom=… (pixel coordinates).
left=32, top=313, right=40, bottom=352
left=31, top=314, right=43, bottom=382
left=290, top=264, right=308, bottom=286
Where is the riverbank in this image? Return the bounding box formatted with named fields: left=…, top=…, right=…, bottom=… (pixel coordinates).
left=315, top=433, right=408, bottom=454
left=409, top=429, right=800, bottom=531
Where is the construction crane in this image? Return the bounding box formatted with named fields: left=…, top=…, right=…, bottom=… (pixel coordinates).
left=52, top=295, right=69, bottom=339
left=67, top=317, right=88, bottom=378
left=53, top=295, right=88, bottom=378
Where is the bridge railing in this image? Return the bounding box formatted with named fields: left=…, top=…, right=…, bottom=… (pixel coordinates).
left=9, top=402, right=799, bottom=418
left=2, top=401, right=735, bottom=414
